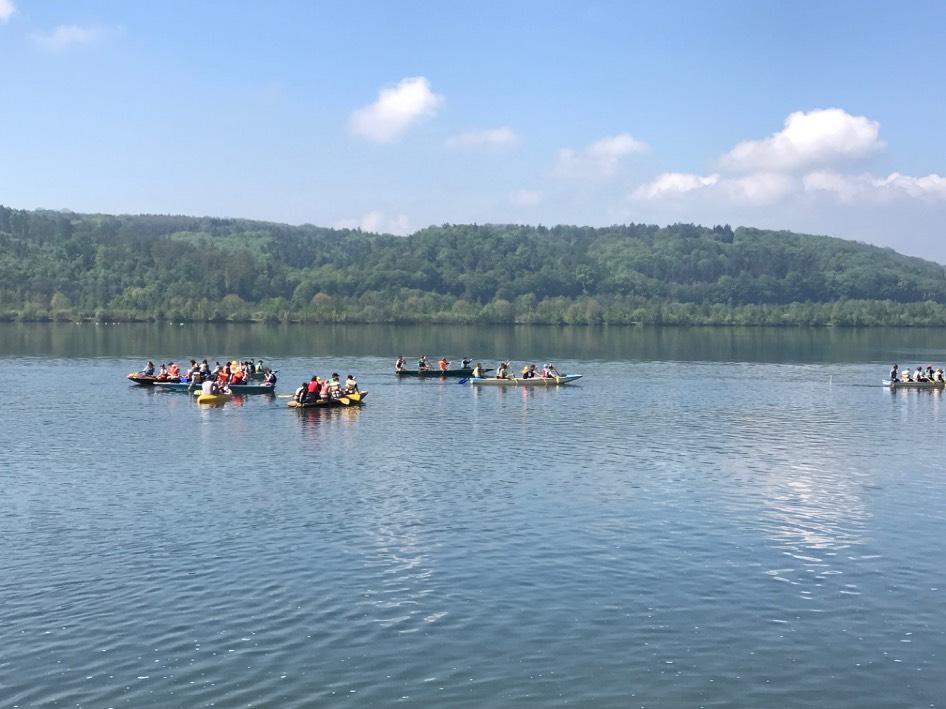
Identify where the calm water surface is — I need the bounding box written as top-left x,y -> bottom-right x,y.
2,324 -> 945,707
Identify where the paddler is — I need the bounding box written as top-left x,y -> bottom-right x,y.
462,357 -> 472,369
395,356 -> 405,373
344,374 -> 359,392
438,357 -> 450,372
521,364 -> 536,379
418,355 -> 431,371
167,362 -> 181,379
140,360 -> 155,376
158,363 -> 169,380
496,361 -> 510,379
293,382 -> 307,403
306,376 -> 321,402
263,369 -> 277,386
328,372 -> 341,397
472,363 -> 485,378
889,364 -> 899,382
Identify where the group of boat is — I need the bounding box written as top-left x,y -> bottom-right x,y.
128,353 -> 583,408
395,356 -> 583,386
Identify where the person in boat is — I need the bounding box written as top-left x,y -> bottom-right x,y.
889,364 -> 899,382
521,364 -> 537,379
915,366 -> 927,382
293,382 -> 307,403
439,357 -> 450,372
140,360 -> 156,376
256,359 -> 264,373
327,373 -> 341,397
344,374 -> 358,392
167,362 -> 181,379
263,369 -> 277,386
471,362 -> 485,378
395,356 -> 405,373
418,355 -> 431,371
496,361 -> 510,379
927,365 -> 935,381
462,357 -> 472,369
200,360 -> 210,376
901,368 -> 911,382
201,379 -> 214,396
547,363 -> 561,378
305,376 -> 321,403
157,363 -> 169,380
229,367 -> 246,386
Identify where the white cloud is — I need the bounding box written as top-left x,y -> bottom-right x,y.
632,172 -> 720,200
633,171 -> 795,205
554,132 -> 648,178
29,24 -> 113,51
721,108 -> 883,172
722,172 -> 796,204
446,126 -> 519,149
805,170 -> 946,201
0,0 -> 15,23
507,189 -> 543,207
334,211 -> 412,235
349,76 -> 444,143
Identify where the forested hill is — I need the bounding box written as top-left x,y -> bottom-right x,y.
2,204 -> 946,325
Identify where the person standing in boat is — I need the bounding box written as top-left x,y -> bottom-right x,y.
438,357 -> 450,372
395,356 -> 405,373
890,364 -> 899,382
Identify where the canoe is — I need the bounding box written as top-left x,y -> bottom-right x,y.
470,374 -> 583,386
288,391 -> 368,408
156,380 -> 276,394
883,379 -> 946,388
396,368 -> 491,378
127,373 -> 163,386
197,392 -> 232,405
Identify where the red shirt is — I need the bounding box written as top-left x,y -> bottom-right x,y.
307,381 -> 320,394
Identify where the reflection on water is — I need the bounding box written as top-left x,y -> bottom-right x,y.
2,333 -> 946,707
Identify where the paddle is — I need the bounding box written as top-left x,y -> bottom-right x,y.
458,377 -> 469,385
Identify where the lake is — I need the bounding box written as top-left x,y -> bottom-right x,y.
2,323 -> 945,707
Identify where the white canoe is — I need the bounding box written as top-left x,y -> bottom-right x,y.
883,379 -> 945,388
470,374 -> 582,386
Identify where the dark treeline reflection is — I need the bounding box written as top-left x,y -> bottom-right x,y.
4,323 -> 946,364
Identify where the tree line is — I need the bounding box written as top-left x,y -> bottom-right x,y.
2,205 -> 946,326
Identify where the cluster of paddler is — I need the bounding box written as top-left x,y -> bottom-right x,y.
127,358 -> 279,404
288,374 -> 365,408
885,364 -> 946,388
394,355 -> 582,385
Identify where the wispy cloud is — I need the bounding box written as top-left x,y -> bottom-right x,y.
349,76 -> 444,143
29,24 -> 116,51
334,211 -> 412,235
633,171 -> 795,205
0,0 -> 15,24
721,108 -> 883,173
632,172 -> 720,200
804,171 -> 946,202
507,189 -> 543,207
447,126 -> 519,149
554,133 -> 648,179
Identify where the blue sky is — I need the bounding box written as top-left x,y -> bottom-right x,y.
2,1 -> 945,258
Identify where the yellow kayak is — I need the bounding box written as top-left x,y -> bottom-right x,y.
196,392 -> 232,405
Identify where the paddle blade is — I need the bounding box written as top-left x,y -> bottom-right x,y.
458,377 -> 469,385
